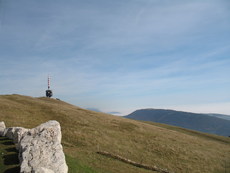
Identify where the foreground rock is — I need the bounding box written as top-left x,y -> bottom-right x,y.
0,120 -> 68,173
4,127 -> 22,140
14,127 -> 29,150
2,127 -> 28,150
19,120 -> 68,173
0,121 -> 6,136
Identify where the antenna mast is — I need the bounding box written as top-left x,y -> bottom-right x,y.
46,75 -> 53,98
48,75 -> 50,89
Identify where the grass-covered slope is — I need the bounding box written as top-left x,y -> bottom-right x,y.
0,94 -> 230,173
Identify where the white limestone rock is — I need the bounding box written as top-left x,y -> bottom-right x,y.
1,126 -> 28,150
34,167 -> 55,173
19,120 -> 68,173
4,127 -> 17,139
0,121 -> 6,136
14,127 -> 29,150
3,127 -> 27,140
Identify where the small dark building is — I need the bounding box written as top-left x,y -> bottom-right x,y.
46,89 -> 53,98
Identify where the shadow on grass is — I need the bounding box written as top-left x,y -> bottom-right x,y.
2,141 -> 15,146
0,136 -> 20,173
4,166 -> 20,173
3,153 -> 19,165
0,137 -> 9,141
5,147 -> 18,153
0,137 -> 15,146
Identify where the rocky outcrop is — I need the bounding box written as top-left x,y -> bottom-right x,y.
14,127 -> 29,150
3,127 -> 15,139
0,121 -> 6,136
2,127 -> 29,149
35,167 -> 55,173
0,121 -> 68,173
19,121 -> 68,173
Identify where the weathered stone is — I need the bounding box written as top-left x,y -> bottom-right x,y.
3,127 -> 26,141
4,127 -> 16,139
34,167 -> 55,173
0,121 -> 6,136
19,120 -> 68,173
14,127 -> 29,150
1,126 -> 28,150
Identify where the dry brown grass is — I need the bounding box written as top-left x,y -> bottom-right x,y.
0,94 -> 230,173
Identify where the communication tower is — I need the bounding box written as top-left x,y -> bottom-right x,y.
46,76 -> 53,98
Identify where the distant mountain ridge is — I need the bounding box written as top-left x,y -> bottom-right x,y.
125,109 -> 230,136
207,113 -> 230,121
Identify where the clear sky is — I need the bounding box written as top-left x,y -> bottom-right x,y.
0,0 -> 230,115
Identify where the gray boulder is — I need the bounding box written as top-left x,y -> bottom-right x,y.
4,127 -> 16,139
1,126 -> 28,150
19,120 -> 68,173
0,121 -> 6,136
34,167 -> 55,173
14,127 -> 29,150
4,127 -> 27,140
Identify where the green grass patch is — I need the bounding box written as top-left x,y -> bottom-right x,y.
66,155 -> 98,173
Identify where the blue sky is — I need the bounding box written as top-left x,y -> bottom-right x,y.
0,0 -> 230,115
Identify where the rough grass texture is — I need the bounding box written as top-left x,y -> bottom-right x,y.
0,94 -> 230,173
96,151 -> 172,173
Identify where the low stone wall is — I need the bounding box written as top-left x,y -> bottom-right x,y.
0,120 -> 68,173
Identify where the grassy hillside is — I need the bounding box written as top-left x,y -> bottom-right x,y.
0,94 -> 230,173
